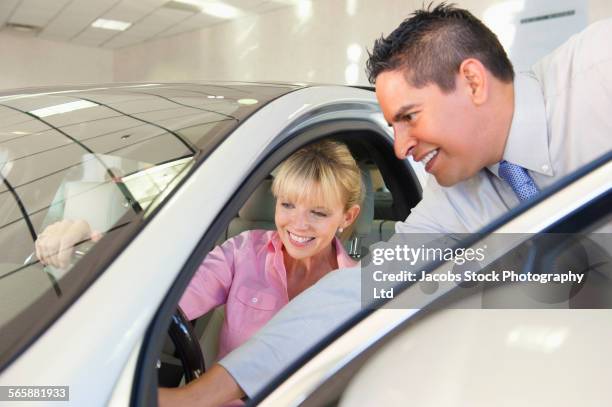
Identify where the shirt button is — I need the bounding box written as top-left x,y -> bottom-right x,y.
541,164 -> 549,172
251,297 -> 258,303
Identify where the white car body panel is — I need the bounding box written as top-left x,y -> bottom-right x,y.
341,309 -> 612,407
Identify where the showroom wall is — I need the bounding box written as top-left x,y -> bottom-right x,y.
114,0 -> 483,85
0,0 -> 610,90
0,30 -> 113,91
114,0 -> 610,85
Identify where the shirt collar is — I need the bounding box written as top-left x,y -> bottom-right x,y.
268,230 -> 283,252
488,72 -> 553,178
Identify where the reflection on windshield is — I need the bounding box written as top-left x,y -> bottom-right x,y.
0,82 -> 300,370
0,149 -> 195,325
0,87 -> 223,327
123,156 -> 194,213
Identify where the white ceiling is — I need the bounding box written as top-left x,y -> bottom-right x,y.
0,0 -> 296,49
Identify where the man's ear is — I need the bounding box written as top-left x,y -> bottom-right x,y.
458,58 -> 488,105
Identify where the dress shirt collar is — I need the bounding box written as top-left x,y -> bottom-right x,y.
488,72 -> 553,178
268,230 -> 282,253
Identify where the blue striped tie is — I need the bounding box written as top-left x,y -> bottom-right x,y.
498,160 -> 540,202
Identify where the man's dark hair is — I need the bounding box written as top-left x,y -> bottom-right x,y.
365,3 -> 514,91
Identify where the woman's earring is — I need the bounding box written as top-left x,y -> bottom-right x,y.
338,227 -> 344,234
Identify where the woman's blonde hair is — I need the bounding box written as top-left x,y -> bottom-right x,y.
272,140 -> 363,237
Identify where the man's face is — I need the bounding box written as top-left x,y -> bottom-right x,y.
375,69 -> 489,187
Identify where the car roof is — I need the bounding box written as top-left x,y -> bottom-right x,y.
0,81 -> 305,97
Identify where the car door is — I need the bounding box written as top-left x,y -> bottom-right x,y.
133,85 -> 425,406
255,152 -> 612,406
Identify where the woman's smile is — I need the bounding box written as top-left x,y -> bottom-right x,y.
287,231 -> 315,246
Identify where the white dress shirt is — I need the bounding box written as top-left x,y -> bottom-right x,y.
399,18 -> 612,234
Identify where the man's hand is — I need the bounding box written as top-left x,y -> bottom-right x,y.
35,219 -> 102,269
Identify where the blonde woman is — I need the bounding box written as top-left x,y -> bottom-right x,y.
178,140 -> 363,359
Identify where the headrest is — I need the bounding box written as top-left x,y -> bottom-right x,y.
238,179 -> 276,222
352,164 -> 375,237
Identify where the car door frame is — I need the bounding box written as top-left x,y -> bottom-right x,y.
131,86 -> 423,406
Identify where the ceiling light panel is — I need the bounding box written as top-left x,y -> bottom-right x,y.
202,2 -> 242,19
29,100 -> 98,118
41,0 -> 118,40
164,0 -> 202,13
92,18 -> 132,31
172,0 -> 243,19
3,96 -> 75,112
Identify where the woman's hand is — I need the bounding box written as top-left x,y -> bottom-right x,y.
35,219 -> 102,269
158,364 -> 245,407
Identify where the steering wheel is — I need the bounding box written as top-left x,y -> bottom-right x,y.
167,307 -> 206,383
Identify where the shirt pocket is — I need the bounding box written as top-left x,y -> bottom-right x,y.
235,286 -> 278,311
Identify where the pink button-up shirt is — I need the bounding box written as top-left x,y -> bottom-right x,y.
179,229 -> 356,360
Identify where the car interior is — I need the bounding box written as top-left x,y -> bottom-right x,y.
157,134 -> 422,388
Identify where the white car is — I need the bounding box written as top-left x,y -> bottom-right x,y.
0,82 -> 423,405
0,81 -> 609,407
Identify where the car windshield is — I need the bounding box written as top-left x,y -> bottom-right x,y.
0,83 -> 298,368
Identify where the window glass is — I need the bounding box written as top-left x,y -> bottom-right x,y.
0,82 -> 297,368
0,138 -> 194,325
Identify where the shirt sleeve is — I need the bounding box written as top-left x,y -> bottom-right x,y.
218,266 -> 361,397
179,234 -> 243,320
396,180 -> 463,234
